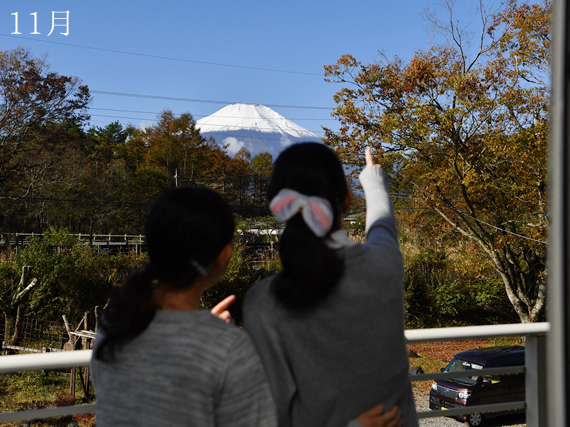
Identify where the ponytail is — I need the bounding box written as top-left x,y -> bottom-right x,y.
95,262 -> 157,361
274,215 -> 343,309
268,142 -> 348,310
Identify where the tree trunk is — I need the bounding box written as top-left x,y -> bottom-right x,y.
0,312 -> 9,352
494,255 -> 546,323
10,303 -> 26,346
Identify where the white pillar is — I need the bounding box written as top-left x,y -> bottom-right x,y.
525,334 -> 547,426
547,1 -> 570,425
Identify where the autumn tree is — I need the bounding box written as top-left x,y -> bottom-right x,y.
0,48 -> 91,232
0,48 -> 90,201
251,152 -> 273,207
224,147 -> 254,213
324,0 -> 549,322
87,121 -> 128,171
57,122 -> 133,234
138,110 -> 211,187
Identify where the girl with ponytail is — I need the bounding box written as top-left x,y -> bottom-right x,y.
244,143 -> 417,427
91,187 -> 277,427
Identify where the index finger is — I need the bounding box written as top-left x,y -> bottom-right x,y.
365,146 -> 374,167
210,295 -> 236,316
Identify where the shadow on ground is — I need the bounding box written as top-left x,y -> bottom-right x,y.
472,413 -> 525,426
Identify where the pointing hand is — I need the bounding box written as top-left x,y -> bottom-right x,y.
365,146 -> 382,169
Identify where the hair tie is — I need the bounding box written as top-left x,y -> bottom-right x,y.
141,261 -> 159,279
190,259 -> 207,276
270,189 -> 333,237
141,261 -> 161,290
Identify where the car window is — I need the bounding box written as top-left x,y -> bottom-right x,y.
445,357 -> 483,385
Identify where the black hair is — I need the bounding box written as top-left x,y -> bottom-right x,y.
95,187 -> 235,361
267,142 -> 348,309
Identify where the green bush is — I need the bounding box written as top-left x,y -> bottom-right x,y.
201,244 -> 281,325
5,227 -> 143,324
1,226 -> 284,326
403,246 -> 517,328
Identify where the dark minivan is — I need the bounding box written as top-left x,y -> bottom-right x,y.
429,345 -> 525,427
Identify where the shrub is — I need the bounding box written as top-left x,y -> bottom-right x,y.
201,244 -> 281,325
403,246 -> 517,328
7,227 -> 143,324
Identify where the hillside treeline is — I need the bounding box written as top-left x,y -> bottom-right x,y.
1,48 -> 273,235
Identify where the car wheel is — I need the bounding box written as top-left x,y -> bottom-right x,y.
467,412 -> 484,426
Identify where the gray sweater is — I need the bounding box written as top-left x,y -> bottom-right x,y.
243,166 -> 418,427
91,310 -> 278,426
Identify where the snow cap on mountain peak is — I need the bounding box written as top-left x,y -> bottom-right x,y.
196,103 -> 322,158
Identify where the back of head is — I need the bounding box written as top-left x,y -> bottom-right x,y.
268,142 -> 348,309
268,142 -> 348,213
96,187 -> 234,360
146,187 -> 235,287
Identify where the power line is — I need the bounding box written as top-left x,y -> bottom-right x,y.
89,115 -> 325,141
393,170 -> 548,245
0,33 -> 323,76
90,90 -> 333,110
89,107 -> 335,121
456,210 -> 548,245
89,113 -> 158,123
89,113 -> 325,134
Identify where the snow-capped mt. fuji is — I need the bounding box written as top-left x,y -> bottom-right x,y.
196,103 -> 322,158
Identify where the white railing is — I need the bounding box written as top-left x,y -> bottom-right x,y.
0,233 -> 147,255
1,232 -> 145,242
0,323 -> 550,425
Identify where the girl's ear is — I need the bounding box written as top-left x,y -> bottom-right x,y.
342,189 -> 353,213
216,243 -> 233,268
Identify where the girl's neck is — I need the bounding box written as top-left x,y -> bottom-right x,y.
153,280 -> 206,311
152,244 -> 233,311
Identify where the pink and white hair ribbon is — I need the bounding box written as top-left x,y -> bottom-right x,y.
269,189 -> 334,237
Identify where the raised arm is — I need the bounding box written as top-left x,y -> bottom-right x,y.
358,147 -> 398,247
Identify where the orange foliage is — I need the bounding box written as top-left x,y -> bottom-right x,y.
324,1 -> 549,323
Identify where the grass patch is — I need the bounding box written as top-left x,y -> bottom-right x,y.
0,370 -> 95,426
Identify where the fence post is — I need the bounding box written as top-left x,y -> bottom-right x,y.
70,366 -> 76,397
62,315 -> 76,398
526,334 -> 547,426
81,312 -> 90,398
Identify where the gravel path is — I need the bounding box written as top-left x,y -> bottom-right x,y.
413,390 -> 526,426
414,390 -> 465,426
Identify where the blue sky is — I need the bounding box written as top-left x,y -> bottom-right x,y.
1,0 -> 488,138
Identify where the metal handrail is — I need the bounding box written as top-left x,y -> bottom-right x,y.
0,323 -> 547,373
0,349 -> 92,373
0,404 -> 96,424
0,322 -> 550,424
419,401 -> 526,419
405,322 -> 550,342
